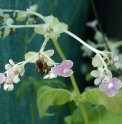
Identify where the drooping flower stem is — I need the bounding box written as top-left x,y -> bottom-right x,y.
40,38 -> 49,52
53,40 -> 89,124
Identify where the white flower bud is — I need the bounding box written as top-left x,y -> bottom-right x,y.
5,77 -> 13,84
6,18 -> 14,24
90,70 -> 99,77
13,74 -> 20,83
9,59 -> 15,65
3,83 -> 14,91
94,78 -> 101,85
5,64 -> 12,70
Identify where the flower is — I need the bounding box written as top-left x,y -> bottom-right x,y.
99,76 -> 122,97
91,67 -> 105,85
51,60 -> 73,77
24,49 -> 55,66
110,54 -> 120,69
91,67 -> 112,85
0,73 -> 5,84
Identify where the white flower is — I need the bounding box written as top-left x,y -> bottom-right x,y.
91,67 -> 112,85
110,54 -> 120,69
91,67 -> 105,85
24,49 -> 55,66
3,83 -> 14,91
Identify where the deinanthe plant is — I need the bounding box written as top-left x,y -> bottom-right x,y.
0,4 -> 122,124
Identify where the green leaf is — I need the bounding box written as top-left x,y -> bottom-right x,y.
82,88 -> 122,115
64,116 -> 72,124
37,85 -> 73,117
65,103 -> 122,124
16,81 -> 31,98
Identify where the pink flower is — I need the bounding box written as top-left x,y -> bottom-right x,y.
51,60 -> 73,77
0,73 -> 5,84
99,76 -> 122,97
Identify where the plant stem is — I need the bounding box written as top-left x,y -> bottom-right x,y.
53,40 -> 89,124
30,88 -> 35,124
40,38 -> 49,52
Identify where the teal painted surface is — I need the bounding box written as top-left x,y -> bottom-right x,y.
0,0 -> 89,123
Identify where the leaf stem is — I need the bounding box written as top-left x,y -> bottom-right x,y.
53,40 -> 89,124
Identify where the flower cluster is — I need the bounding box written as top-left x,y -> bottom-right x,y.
0,48 -> 74,91
0,59 -> 25,91
91,52 -> 122,96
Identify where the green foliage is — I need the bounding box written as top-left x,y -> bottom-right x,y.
82,88 -> 122,115
16,81 -> 31,98
36,85 -> 73,118
16,77 -> 67,98
64,103 -> 122,124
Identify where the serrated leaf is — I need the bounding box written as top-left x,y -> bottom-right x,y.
16,81 -> 31,98
37,85 -> 73,117
82,88 -> 122,115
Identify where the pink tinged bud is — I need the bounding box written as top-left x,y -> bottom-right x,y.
5,77 -> 13,84
3,83 -> 14,91
0,73 -> 5,84
52,60 -> 74,77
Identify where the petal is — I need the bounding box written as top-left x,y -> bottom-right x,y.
94,78 -> 101,85
5,64 -> 12,70
13,74 -> 20,83
3,83 -> 14,91
106,70 -> 112,77
61,69 -> 73,77
51,65 -> 63,75
113,55 -> 119,61
0,73 -> 5,84
60,60 -> 73,69
106,89 -> 118,97
99,81 -> 109,91
25,51 -> 38,63
104,76 -> 113,83
44,49 -> 54,57
112,78 -> 122,89
90,70 -> 99,78
9,59 -> 15,65
17,65 -> 25,76
114,62 -> 120,69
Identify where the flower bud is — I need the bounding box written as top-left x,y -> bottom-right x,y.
3,83 -> 14,91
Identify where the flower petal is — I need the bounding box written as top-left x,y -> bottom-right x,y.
0,73 -> 5,84
112,78 -> 122,89
3,83 -> 14,91
61,69 -> 73,77
99,81 -> 109,91
106,89 -> 118,97
60,60 -> 73,68
94,78 -> 101,85
51,65 -> 63,75
5,64 -> 12,70
90,70 -> 99,78
25,51 -> 38,63
13,74 -> 20,83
